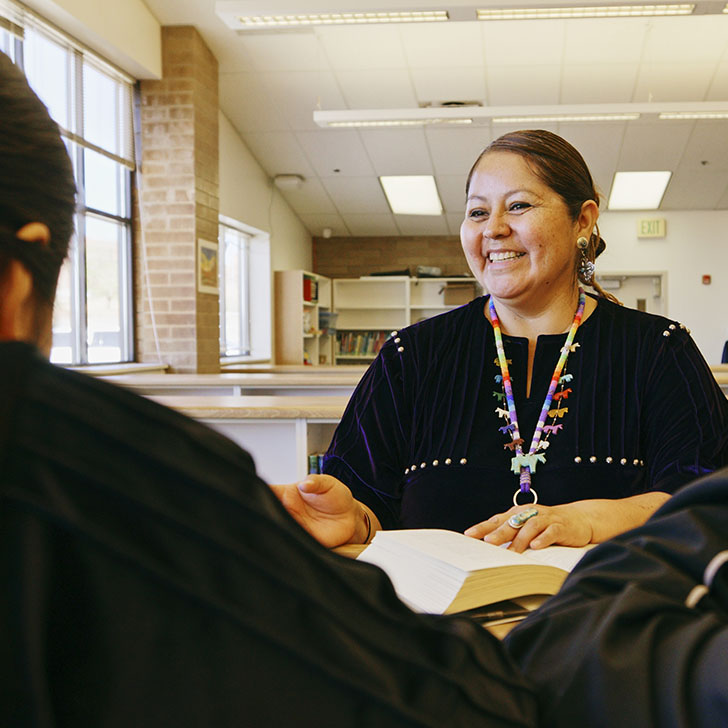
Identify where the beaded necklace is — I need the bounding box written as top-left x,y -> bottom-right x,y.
488,289 -> 586,506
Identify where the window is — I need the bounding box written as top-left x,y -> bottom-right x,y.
219,217 -> 271,361
1,2 -> 134,364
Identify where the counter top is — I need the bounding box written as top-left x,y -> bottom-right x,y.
151,395 -> 350,420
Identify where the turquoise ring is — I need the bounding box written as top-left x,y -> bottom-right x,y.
507,507 -> 539,529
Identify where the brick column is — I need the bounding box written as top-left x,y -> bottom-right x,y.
135,26 -> 220,373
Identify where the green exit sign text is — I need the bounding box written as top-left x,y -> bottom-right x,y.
637,218 -> 666,238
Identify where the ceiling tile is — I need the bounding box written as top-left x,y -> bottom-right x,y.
263,71 -> 347,131
633,63 -> 714,102
678,121 -> 728,171
342,213 -> 400,236
487,65 -> 561,106
219,72 -> 289,133
275,177 -> 338,215
435,174 -> 468,215
297,213 -> 350,237
241,131 -> 316,178
410,66 -> 486,106
321,176 -> 390,214
425,125 -> 493,176
706,63 -> 728,102
335,69 -> 417,108
562,17 -> 648,64
661,166 -> 728,209
394,214 -> 450,236
616,121 -> 694,171
295,130 -> 375,177
641,16 -> 728,64
317,25 -> 407,70
238,31 -> 330,72
482,19 -> 565,66
359,128 -> 432,175
401,21 -> 484,68
560,64 -> 638,104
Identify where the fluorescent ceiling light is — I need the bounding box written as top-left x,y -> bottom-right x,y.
327,118 -> 473,128
658,111 -> 728,120
234,11 -> 448,28
608,171 -> 671,210
494,113 -> 640,123
380,176 -> 443,216
315,102 -> 728,128
477,4 -> 694,20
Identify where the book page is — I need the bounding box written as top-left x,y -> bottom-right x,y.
363,529 -> 547,572
521,544 -> 594,572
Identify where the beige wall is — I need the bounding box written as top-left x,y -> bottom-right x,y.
219,113 -> 312,273
23,0 -> 161,78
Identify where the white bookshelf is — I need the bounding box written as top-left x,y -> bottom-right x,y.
274,270 -> 334,366
332,276 -> 482,364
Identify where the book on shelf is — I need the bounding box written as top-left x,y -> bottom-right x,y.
356,528 -> 592,615
335,330 -> 389,357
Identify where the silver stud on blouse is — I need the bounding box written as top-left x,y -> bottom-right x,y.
460,458 -> 467,465
589,456 -> 597,463
391,331 -> 398,337
445,458 -> 452,465
606,456 -> 613,464
640,460 -> 645,466
620,458 -> 627,465
432,460 -> 439,466
633,459 -> 639,466
574,456 -> 582,463
394,337 -> 401,343
662,330 -> 670,337
397,346 -> 404,353
420,462 -> 426,469
411,464 -> 417,471
404,468 -> 409,475
669,324 -> 676,330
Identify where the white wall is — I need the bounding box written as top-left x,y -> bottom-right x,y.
598,210 -> 728,364
219,113 -> 312,273
23,0 -> 161,78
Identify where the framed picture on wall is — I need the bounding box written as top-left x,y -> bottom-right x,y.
197,238 -> 219,295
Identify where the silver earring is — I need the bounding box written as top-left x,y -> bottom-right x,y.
576,236 -> 595,284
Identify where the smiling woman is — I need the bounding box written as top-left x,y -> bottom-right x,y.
274,129 -> 728,555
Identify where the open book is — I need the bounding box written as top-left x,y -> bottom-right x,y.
357,528 -> 592,615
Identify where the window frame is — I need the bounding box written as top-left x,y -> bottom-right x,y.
1,1 -> 135,365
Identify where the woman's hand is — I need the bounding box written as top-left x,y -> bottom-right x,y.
464,503 -> 593,553
464,492 -> 671,553
269,475 -> 372,548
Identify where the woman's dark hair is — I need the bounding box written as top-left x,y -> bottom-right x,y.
466,129 -> 618,302
0,51 -> 76,305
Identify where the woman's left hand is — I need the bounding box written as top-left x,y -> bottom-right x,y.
464,492 -> 671,552
464,503 -> 593,553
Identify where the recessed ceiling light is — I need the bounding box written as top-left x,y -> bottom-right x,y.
477,4 -> 694,20
608,171 -> 672,210
493,113 -> 640,123
235,11 -> 448,28
380,176 -> 443,216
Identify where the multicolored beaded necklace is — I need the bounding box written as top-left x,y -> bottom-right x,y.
488,289 -> 586,506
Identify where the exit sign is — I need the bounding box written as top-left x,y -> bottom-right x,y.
637,218 -> 666,238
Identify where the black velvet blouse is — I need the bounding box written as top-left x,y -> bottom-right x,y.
323,294 -> 728,533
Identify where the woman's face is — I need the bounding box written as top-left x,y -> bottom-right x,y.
460,151 -> 594,309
